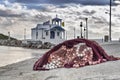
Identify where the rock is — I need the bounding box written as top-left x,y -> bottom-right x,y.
40,42 -> 55,49
0,39 -> 55,49
37,44 -> 42,49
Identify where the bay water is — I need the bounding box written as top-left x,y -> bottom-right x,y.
0,46 -> 48,67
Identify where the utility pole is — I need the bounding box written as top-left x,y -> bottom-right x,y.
85,18 -> 88,39
80,22 -> 83,38
84,26 -> 86,39
109,0 -> 112,41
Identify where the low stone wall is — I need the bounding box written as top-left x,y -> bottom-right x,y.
0,40 -> 55,49
0,40 -> 22,47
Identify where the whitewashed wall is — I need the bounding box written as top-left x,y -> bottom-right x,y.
31,29 -> 65,44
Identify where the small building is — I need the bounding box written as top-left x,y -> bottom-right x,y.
31,16 -> 66,44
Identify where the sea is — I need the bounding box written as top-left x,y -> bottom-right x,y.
0,46 -> 49,67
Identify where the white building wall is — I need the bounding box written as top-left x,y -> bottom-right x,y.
55,30 -> 61,39
45,31 -> 50,40
37,29 -> 42,40
31,28 -> 65,44
42,30 -> 65,44
32,29 -> 43,41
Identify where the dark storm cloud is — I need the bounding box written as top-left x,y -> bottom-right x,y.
22,4 -> 47,10
0,10 -> 22,17
14,0 -> 112,5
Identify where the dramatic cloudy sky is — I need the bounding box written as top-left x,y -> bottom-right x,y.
0,0 -> 120,40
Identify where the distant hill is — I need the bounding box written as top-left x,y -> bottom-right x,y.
0,33 -> 17,40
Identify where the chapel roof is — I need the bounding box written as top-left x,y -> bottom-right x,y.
50,26 -> 65,31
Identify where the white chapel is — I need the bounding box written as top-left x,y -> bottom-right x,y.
31,16 -> 66,44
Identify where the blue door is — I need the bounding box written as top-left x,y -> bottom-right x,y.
50,31 -> 55,39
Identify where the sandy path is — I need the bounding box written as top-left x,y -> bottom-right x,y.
0,42 -> 120,80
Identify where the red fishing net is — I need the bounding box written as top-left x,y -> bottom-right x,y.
33,39 -> 119,71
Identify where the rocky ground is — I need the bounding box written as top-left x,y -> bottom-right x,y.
0,40 -> 54,49
0,42 -> 120,80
